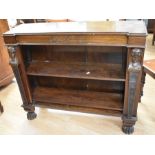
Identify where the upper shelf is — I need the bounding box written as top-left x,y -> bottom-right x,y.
4,21 -> 147,36
27,61 -> 125,81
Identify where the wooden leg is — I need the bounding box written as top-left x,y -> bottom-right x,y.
8,46 -> 37,120
122,68 -> 138,134
22,101 -> 37,120
152,34 -> 155,45
0,101 -> 4,113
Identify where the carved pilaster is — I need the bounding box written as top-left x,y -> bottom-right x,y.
7,46 -> 28,105
122,48 -> 143,134
7,46 -> 37,120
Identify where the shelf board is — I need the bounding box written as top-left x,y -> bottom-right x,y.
33,87 -> 123,112
27,61 -> 125,81
36,102 -> 122,117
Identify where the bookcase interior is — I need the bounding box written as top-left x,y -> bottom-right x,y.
20,45 -> 127,115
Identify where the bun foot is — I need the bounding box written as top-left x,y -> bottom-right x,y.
27,112 -> 37,120
122,126 -> 134,134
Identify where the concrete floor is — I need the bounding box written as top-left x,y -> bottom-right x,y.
0,34 -> 155,135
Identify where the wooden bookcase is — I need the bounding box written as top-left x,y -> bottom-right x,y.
3,21 -> 147,134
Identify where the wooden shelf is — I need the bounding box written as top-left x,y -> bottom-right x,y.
27,61 -> 125,81
33,87 -> 123,112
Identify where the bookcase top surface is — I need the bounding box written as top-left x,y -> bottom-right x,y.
4,21 -> 147,36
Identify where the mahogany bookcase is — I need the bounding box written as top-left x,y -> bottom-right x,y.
3,21 -> 147,134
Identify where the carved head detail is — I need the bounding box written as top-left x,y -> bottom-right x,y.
8,46 -> 16,60
7,46 -> 18,65
131,48 -> 142,64
128,48 -> 143,71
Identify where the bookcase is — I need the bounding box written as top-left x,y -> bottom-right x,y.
3,21 -> 147,134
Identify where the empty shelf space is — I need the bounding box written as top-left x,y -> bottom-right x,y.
27,61 -> 125,81
33,87 -> 123,111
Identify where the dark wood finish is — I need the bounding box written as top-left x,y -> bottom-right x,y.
0,101 -> 4,113
140,68 -> 146,102
152,25 -> 155,45
123,48 -> 144,134
3,21 -> 147,134
16,19 -> 73,26
0,20 -> 14,87
33,77 -> 124,93
149,19 -> 155,45
16,19 -> 37,25
147,19 -> 155,33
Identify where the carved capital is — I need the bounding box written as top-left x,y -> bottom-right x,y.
128,48 -> 143,71
7,46 -> 18,66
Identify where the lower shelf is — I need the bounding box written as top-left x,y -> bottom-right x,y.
33,87 -> 123,116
